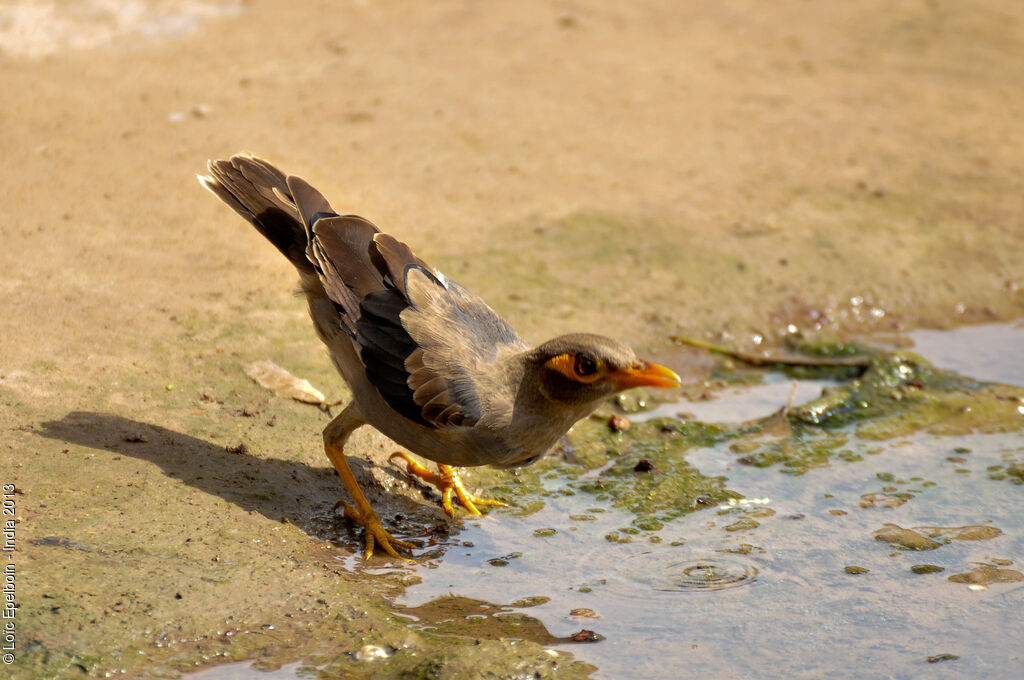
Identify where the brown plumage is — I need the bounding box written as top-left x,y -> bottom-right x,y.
199,153 -> 681,558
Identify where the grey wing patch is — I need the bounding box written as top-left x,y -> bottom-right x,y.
355,264 -> 498,430
355,279 -> 480,429
400,266 -> 526,428
406,348 -> 477,427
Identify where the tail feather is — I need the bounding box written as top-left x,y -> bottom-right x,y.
198,153 -> 315,273
286,175 -> 336,231
200,153 -> 421,341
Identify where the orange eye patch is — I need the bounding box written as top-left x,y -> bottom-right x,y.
544,353 -> 604,384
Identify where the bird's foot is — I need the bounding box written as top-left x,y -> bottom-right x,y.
334,499 -> 416,560
389,452 -> 508,518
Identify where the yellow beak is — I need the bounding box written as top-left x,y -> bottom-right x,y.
609,360 -> 681,390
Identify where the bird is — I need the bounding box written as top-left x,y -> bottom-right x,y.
198,153 -> 681,558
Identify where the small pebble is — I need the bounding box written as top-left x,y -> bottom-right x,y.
608,414 -> 631,432
355,644 -> 390,662
569,608 -> 599,618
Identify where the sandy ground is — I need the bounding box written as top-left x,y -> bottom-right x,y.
2,0 -> 1023,676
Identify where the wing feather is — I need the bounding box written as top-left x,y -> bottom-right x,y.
292,196 -> 524,430
398,267 -> 526,428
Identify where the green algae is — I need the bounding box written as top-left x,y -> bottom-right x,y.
730,429 -> 851,474
917,525 -> 1003,542
910,564 -> 945,575
483,416 -> 739,542
791,348 -> 1024,442
947,564 -> 1024,585
792,351 -> 971,427
724,518 -> 760,532
874,524 -> 943,550
996,451 -> 1024,486
873,523 -> 1003,552
727,345 -> 1023,474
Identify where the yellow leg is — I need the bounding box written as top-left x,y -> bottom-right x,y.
324,407 -> 414,560
389,452 -> 508,517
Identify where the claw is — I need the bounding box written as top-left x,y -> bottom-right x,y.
390,451 -> 508,517
337,499 -> 415,560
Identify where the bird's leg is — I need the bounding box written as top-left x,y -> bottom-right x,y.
389,452 -> 508,517
324,406 -> 415,559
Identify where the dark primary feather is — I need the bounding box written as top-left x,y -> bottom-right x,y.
286,175 -> 336,230
310,215 -> 382,332
356,289 -> 429,426
373,234 -> 431,296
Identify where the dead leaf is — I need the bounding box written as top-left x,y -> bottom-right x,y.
245,360 -> 326,404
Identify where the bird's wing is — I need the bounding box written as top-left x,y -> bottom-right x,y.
305,213 -> 524,430
398,263 -> 526,429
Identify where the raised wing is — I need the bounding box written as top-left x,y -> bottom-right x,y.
307,216 -> 524,429
397,265 -> 525,428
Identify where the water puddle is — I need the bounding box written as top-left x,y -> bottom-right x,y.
185,661 -> 305,680
181,322 -> 1024,679
395,434 -> 1022,679
615,551 -> 759,591
636,374 -> 837,423
393,322 -> 1024,679
908,321 -> 1024,386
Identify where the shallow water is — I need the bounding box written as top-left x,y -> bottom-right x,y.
908,321 -> 1024,387
183,322 -> 1024,679
392,322 -> 1024,679
635,374 -> 838,423
395,430 -> 1022,679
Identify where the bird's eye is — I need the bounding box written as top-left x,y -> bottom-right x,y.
543,353 -> 603,384
574,355 -> 598,377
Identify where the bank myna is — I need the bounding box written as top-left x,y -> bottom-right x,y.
199,154 -> 680,558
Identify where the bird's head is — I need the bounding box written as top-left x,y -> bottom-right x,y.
527,333 -> 681,408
